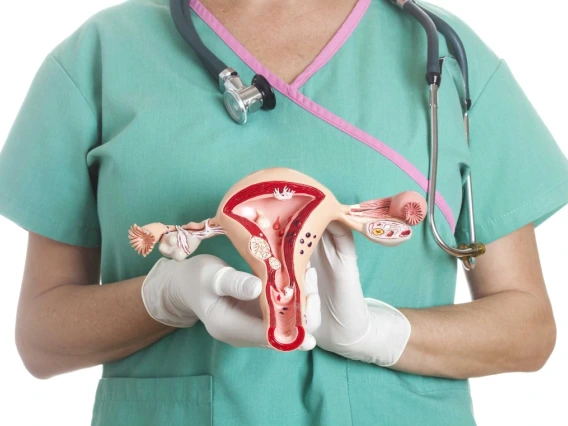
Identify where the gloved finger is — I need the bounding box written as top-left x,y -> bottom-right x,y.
313,236 -> 368,321
213,267 -> 262,300
305,294 -> 321,335
326,221 -> 357,259
205,298 -> 272,349
304,268 -> 321,334
299,333 -> 316,351
227,316 -> 273,350
304,267 -> 318,294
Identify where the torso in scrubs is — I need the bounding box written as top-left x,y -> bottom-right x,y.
1,0 -> 567,425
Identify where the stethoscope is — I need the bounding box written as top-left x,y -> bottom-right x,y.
170,0 -> 486,270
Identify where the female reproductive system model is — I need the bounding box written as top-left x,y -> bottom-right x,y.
129,168 -> 427,352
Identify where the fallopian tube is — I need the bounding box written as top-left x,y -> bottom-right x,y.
129,168 -> 427,351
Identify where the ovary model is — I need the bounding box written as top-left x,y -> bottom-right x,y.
129,168 -> 427,351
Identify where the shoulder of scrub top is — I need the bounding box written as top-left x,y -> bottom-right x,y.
46,0 -> 170,116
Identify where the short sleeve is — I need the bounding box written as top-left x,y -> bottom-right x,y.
0,54 -> 101,247
454,60 -> 568,245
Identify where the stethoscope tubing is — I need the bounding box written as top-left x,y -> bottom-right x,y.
170,0 -> 226,78
428,85 -> 483,270
169,0 -> 486,269
418,4 -> 471,106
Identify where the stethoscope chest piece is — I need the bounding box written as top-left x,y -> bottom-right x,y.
169,0 -> 276,125
220,69 -> 276,124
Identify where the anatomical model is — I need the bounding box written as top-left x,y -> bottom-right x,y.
129,168 -> 427,351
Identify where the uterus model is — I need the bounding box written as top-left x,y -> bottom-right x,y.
129,168 -> 427,351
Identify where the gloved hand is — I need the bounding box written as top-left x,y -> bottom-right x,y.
308,221 -> 411,366
142,254 -> 318,350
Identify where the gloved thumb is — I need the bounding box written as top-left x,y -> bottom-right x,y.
326,221 -> 357,259
214,266 -> 262,300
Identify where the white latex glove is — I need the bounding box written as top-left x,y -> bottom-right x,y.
308,221 -> 411,366
142,254 -> 318,350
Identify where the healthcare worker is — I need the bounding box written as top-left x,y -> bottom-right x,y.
1,0 -> 567,425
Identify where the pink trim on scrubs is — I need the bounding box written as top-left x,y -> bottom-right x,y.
289,0 -> 371,89
188,0 -> 457,232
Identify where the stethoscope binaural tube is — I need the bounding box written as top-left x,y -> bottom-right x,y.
170,0 -> 276,124
418,5 -> 482,269
389,0 -> 485,270
417,4 -> 470,107
416,4 -> 481,269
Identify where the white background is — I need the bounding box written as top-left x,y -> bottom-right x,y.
0,1 -> 566,425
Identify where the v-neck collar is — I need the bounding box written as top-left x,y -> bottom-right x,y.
186,0 -> 457,232
188,0 -> 372,90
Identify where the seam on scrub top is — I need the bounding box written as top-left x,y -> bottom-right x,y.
346,361 -> 355,426
441,56 -> 466,107
456,178 -> 568,233
48,54 -> 99,122
349,379 -> 471,395
0,192 -> 101,232
188,0 -> 457,233
96,398 -> 211,404
467,59 -> 505,113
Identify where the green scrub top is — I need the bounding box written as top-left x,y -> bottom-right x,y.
1,0 -> 567,424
